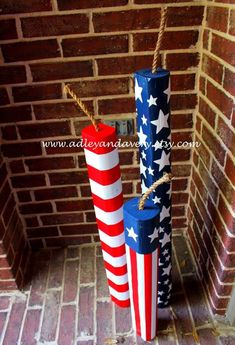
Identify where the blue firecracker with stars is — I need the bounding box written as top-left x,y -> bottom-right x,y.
134,68 -> 172,308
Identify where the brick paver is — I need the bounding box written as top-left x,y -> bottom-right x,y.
0,234 -> 234,344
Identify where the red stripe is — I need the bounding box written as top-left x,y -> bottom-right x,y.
82,123 -> 117,154
87,163 -> 121,186
108,279 -> 129,293
101,242 -> 126,257
93,192 -> 123,212
111,296 -> 130,308
104,261 -> 127,276
130,248 -> 141,336
144,253 -> 152,341
96,219 -> 124,236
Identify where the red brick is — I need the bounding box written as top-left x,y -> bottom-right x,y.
41,213 -> 83,225
22,14 -> 89,38
2,142 -> 42,158
0,88 -> 9,106
199,97 -> 216,129
0,0 -> 52,14
97,55 -> 153,76
223,68 -> 235,97
29,238 -> 44,250
34,100 -> 94,120
203,29 -> 209,50
26,157 -> 75,171
58,0 -> 128,10
0,65 -> 26,85
115,304 -> 132,334
2,195 -> 15,226
62,35 -> 128,57
133,30 -> 199,51
0,105 -> 31,124
200,76 -> 206,95
80,247 -> 95,284
207,81 -> 234,119
93,8 -> 161,32
20,309 -> 41,345
202,54 -> 223,84
56,200 -> 93,212
135,0 -> 191,2
2,39 -> 60,63
27,226 -> 58,238
11,174 -> 46,188
167,6 -> 204,27
0,182 -> 11,214
172,179 -> 188,192
63,260 -> 79,303
2,298 -> 26,345
1,125 -> 18,140
35,186 -> 77,201
195,137 -> 211,170
98,97 -> 135,115
229,9 -> 235,35
202,125 -> 225,165
172,148 -> 191,162
211,34 -> 235,66
225,154 -> 235,185
44,139 -> 83,155
96,301 -> 112,344
172,192 -> 189,205
19,121 -> 71,139
218,195 -> 234,235
77,286 -> 94,337
0,19 -> 17,40
207,6 -> 229,32
96,256 -> 109,298
166,53 -> 199,71
45,236 -> 91,247
171,74 -> 195,91
172,163 -> 191,177
17,191 -> 31,202
25,217 -> 39,228
13,83 -> 62,103
40,290 -> 61,342
19,202 -> 53,215
172,113 -> 193,130
49,171 -> 88,186
47,249 -> 64,288
172,217 -> 187,229
58,305 -> 76,345
217,117 -> 235,156
192,169 -> 207,201
30,60 -> 93,82
171,94 -> 197,111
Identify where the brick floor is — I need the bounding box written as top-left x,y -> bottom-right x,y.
0,234 -> 234,345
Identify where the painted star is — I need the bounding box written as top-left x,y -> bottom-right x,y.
141,179 -> 148,194
159,226 -> 165,233
126,227 -> 138,242
151,110 -> 169,134
140,158 -> 147,178
152,140 -> 161,151
148,227 -> 158,243
147,95 -> 157,107
160,206 -> 171,222
165,255 -> 170,261
135,79 -> 143,103
152,196 -> 161,204
163,249 -> 169,256
141,114 -> 147,125
164,81 -> 171,103
166,184 -> 171,197
141,151 -> 147,160
148,166 -> 154,176
154,151 -> 170,171
159,261 -> 164,266
164,279 -> 170,284
163,264 -> 172,276
160,232 -> 171,247
158,291 -> 164,296
137,126 -> 147,148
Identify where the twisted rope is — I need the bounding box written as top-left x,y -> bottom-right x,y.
138,173 -> 173,210
64,84 -> 99,132
152,7 -> 168,73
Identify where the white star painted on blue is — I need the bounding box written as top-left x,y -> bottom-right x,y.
140,158 -> 147,178
163,249 -> 169,256
137,126 -> 147,148
148,227 -> 158,243
141,151 -> 146,160
147,95 -> 157,107
152,140 -> 162,151
141,179 -> 148,194
163,264 -> 171,276
154,151 -> 170,171
151,110 -> 169,134
158,290 -> 164,296
126,227 -> 138,242
160,206 -> 171,222
164,81 -> 171,103
165,255 -> 170,261
152,196 -> 161,204
166,184 -> 171,197
160,232 -> 171,247
159,226 -> 165,233
148,166 -> 154,176
141,114 -> 147,125
135,79 -> 143,103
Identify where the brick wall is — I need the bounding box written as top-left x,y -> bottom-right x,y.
0,1 -> 202,250
188,1 -> 235,316
0,152 -> 30,289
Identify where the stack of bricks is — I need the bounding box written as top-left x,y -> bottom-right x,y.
0,0 -> 202,251
188,1 -> 235,315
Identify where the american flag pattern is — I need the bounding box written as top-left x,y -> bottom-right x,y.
82,123 -> 130,308
124,197 -> 160,341
134,68 -> 172,308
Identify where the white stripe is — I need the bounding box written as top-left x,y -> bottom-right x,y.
84,148 -> 119,171
98,229 -> 125,248
94,205 -> 123,225
137,253 -> 146,340
89,178 -> 122,200
151,248 -> 158,339
109,286 -> 130,301
102,250 -> 126,267
125,245 -> 136,332
106,270 -> 129,285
